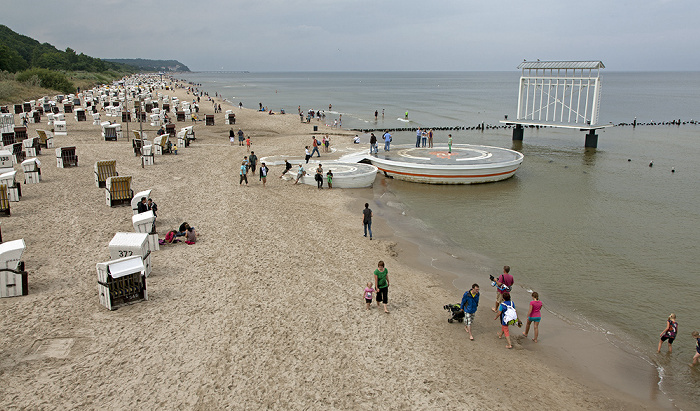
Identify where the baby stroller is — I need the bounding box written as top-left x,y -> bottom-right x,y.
444,303 -> 465,323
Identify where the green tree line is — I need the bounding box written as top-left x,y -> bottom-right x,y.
0,24 -> 132,73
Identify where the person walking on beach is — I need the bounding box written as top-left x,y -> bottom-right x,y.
248,151 -> 257,173
494,292 -> 518,349
369,133 -> 378,154
239,161 -> 248,185
311,137 -> 321,157
246,136 -> 251,152
280,160 -> 292,178
294,164 -> 305,184
314,164 -> 324,189
364,282 -> 375,310
460,284 -> 480,341
428,129 -> 434,148
259,162 -> 269,187
383,131 -> 392,151
374,261 -> 390,313
305,146 -> 311,164
448,134 -> 453,153
658,313 -> 678,353
691,331 -> 700,367
522,292 -> 543,342
229,128 -> 235,146
362,203 -> 373,240
375,110 -> 378,120
492,266 -> 514,312
416,128 -> 422,148
237,129 -> 244,146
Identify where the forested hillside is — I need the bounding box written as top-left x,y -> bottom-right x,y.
103,58 -> 190,72
0,24 -> 133,73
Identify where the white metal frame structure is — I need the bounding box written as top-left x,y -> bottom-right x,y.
516,61 -> 604,126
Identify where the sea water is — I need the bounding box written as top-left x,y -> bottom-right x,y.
179,71 -> 700,407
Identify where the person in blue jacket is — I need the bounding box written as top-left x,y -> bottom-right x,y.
460,284 -> 480,341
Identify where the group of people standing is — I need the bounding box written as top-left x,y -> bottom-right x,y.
238,151 -> 269,187
459,266 -> 542,349
415,128 -> 434,148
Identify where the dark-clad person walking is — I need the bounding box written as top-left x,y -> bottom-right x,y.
362,203 -> 373,240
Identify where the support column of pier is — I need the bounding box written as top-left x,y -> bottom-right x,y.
584,130 -> 598,148
512,124 -> 523,141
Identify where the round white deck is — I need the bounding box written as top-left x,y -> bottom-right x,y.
361,144 -> 523,184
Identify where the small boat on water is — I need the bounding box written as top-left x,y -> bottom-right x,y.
344,144 -> 523,185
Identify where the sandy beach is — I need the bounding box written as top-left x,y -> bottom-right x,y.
0,80 -> 660,409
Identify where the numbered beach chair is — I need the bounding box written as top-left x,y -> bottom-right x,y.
108,232 -> 151,277
94,160 -> 118,188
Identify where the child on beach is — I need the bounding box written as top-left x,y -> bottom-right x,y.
326,170 -> 333,189
364,282 -> 375,310
494,292 -> 519,349
246,137 -> 251,152
658,313 -> 678,353
691,331 -> 700,367
448,134 -> 453,153
522,292 -> 542,342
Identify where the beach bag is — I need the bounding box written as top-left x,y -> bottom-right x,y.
501,302 -> 518,325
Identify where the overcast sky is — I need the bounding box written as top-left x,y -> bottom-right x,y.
2,0 -> 698,71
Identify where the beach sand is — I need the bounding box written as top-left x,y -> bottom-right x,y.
0,83 -> 658,409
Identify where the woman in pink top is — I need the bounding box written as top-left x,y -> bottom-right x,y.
522,292 -> 543,342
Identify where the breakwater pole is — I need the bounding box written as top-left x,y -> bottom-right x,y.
585,130 -> 598,148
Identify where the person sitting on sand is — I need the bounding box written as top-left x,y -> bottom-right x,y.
177,222 -> 191,237
185,226 -> 197,245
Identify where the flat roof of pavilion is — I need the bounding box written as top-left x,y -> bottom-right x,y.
500,120 -> 613,130
518,61 -> 605,70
